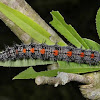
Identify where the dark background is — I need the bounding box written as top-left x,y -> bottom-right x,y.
0,0 -> 100,100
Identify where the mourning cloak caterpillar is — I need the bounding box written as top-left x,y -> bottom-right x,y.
0,43 -> 100,65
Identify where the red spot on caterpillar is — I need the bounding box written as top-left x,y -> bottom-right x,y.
90,53 -> 94,58
67,51 -> 72,57
30,48 -> 35,53
22,49 -> 26,53
16,50 -> 18,54
53,50 -> 58,56
40,49 -> 45,54
80,52 -> 84,57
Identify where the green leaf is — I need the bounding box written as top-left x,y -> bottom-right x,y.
50,11 -> 89,49
96,8 -> 100,39
83,38 -> 100,51
58,60 -> 100,70
13,66 -> 100,79
0,2 -> 54,45
0,59 -> 54,67
13,67 -> 37,79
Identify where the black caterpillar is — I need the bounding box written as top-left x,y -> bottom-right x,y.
0,43 -> 100,65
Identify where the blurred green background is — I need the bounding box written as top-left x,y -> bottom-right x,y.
0,0 -> 100,100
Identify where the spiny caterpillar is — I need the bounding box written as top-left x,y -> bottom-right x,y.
0,43 -> 100,65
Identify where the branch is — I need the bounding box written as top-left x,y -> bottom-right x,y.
35,71 -> 100,99
80,72 -> 100,100
35,72 -> 92,87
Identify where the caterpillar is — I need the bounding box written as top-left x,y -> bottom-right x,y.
0,43 -> 100,65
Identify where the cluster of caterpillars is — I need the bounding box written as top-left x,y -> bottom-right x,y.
0,43 -> 100,65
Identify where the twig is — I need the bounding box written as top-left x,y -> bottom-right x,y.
35,72 -> 93,87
